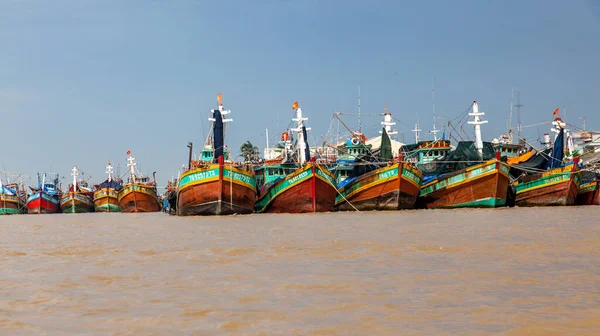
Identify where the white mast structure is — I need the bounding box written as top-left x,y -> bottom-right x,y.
105,161 -> 114,183
468,101 -> 488,157
71,166 -> 78,192
380,106 -> 397,138
292,103 -> 311,164
430,78 -> 440,141
127,154 -> 137,184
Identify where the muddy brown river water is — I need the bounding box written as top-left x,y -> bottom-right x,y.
0,208 -> 598,335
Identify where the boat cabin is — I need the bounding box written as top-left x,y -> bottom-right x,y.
254,163 -> 298,187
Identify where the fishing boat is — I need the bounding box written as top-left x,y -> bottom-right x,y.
93,161 -> 123,212
177,94 -> 256,216
254,102 -> 337,213
417,101 -> 511,208
576,172 -> 599,206
60,166 -> 95,213
118,152 -> 161,213
26,173 -> 62,214
0,173 -> 27,215
513,117 -> 581,206
335,111 -> 423,211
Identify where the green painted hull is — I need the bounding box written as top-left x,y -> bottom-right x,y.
62,205 -> 93,214
94,204 -> 121,213
427,197 -> 506,209
0,208 -> 24,215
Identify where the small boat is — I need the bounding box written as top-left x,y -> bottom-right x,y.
575,172 -> 599,205
417,101 -> 511,208
27,173 -> 62,214
335,111 -> 423,211
255,102 -> 337,213
0,173 -> 26,215
118,152 -> 161,213
177,94 -> 256,216
513,118 -> 581,206
60,166 -> 95,213
93,161 -> 123,212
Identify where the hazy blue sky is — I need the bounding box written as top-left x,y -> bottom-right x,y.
1,0 -> 599,188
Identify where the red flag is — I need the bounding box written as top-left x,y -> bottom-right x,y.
126,150 -> 131,155
552,107 -> 559,115
292,101 -> 299,109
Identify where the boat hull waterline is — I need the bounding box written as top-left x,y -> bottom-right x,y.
118,184 -> 161,213
177,161 -> 256,216
93,188 -> 121,212
514,163 -> 580,207
335,163 -> 423,211
60,192 -> 95,213
255,164 -> 337,214
418,159 -> 511,209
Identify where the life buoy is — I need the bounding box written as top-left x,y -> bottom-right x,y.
351,138 -> 360,145
281,132 -> 289,141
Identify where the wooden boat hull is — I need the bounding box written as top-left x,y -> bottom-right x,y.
418,159 -> 510,209
0,194 -> 25,215
26,192 -> 60,214
335,163 -> 423,211
256,164 -> 337,213
118,184 -> 161,213
575,181 -> 598,206
177,163 -> 256,216
60,192 -> 94,213
514,163 -> 580,207
93,188 -> 121,212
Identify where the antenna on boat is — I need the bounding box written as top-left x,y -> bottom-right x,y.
106,160 -> 114,182
515,89 -> 523,140
357,86 -> 361,133
430,78 -> 439,141
468,101 -> 488,157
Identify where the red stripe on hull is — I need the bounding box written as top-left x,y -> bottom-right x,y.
27,196 -> 60,214
265,175 -> 336,213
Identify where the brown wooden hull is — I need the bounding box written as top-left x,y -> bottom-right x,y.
118,184 -> 160,213
418,160 -> 510,209
177,164 -> 256,216
515,163 -> 580,207
575,181 -> 599,206
335,163 -> 422,211
0,195 -> 25,215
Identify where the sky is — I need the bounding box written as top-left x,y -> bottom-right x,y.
1,0 -> 599,189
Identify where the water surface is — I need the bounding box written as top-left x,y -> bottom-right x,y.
1,208 -> 598,335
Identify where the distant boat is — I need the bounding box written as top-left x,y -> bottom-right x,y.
177,93 -> 257,215
254,102 -> 337,213
60,166 -> 95,213
575,172 -> 599,205
0,173 -> 26,215
513,119 -> 581,206
27,173 -> 62,214
118,152 -> 161,213
93,161 -> 123,212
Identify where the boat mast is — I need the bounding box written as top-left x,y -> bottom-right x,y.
380,105 -> 397,139
468,101 -> 488,157
357,86 -> 361,133
412,123 -> 421,143
127,154 -> 137,184
71,166 -> 78,192
106,161 -> 114,183
292,102 -> 310,164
